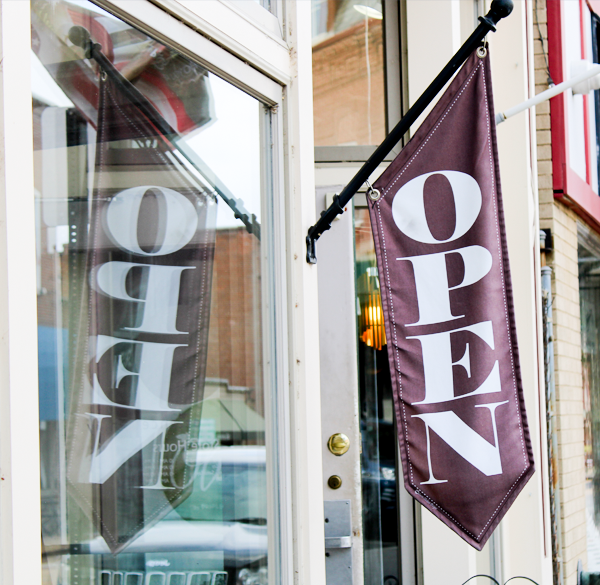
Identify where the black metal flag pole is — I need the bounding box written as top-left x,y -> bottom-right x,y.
68,25 -> 261,240
305,0 -> 514,264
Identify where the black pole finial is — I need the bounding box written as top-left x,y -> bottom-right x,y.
480,0 -> 514,30
68,25 -> 90,48
490,0 -> 515,22
68,25 -> 93,57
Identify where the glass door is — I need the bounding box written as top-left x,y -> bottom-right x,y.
310,1 -> 418,577
355,206 -> 401,585
579,226 -> 600,571
315,177 -> 419,585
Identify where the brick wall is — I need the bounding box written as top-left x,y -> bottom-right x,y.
205,227 -> 264,417
312,19 -> 385,146
535,1 -> 588,580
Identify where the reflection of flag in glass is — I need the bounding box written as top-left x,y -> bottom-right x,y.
66,61 -> 216,552
31,0 -> 213,134
368,50 -> 534,550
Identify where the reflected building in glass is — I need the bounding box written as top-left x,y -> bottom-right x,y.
311,0 -> 386,146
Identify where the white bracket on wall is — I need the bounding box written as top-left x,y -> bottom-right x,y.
496,61 -> 600,125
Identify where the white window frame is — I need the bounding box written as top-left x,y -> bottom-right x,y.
93,0 -> 285,104
0,2 -> 42,584
2,1 -> 325,584
137,0 -> 291,87
207,0 -> 284,41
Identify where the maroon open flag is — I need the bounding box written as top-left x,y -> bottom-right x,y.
66,70 -> 216,552
368,50 -> 534,549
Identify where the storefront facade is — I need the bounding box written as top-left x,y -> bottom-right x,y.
537,0 -> 600,582
0,1 -> 561,584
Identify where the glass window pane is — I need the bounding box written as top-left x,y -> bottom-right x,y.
580,243 -> 600,570
312,0 -> 386,146
32,2 -> 274,584
354,206 -> 400,584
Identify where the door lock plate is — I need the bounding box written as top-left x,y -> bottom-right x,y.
324,500 -> 352,585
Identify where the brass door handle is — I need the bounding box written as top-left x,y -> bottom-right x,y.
328,433 -> 350,456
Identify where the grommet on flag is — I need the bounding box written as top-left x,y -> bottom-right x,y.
477,41 -> 488,59
366,180 -> 381,202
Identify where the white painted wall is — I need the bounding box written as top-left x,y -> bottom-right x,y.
486,0 -> 551,581
0,1 -> 43,584
280,3 -> 327,584
406,0 -> 463,133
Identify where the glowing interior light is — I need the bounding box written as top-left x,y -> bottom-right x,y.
353,4 -> 383,19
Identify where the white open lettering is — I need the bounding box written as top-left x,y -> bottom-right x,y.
413,401 -> 508,484
104,185 -> 198,256
95,261 -> 195,334
84,185 -> 201,486
392,171 -> 481,244
92,335 -> 185,412
392,171 -> 507,485
398,245 -> 492,326
409,321 -> 500,405
82,413 -> 180,485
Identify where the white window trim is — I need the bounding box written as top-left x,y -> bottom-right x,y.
117,0 -> 292,88
215,0 -> 283,40
93,0 -> 285,104
0,1 -> 42,583
262,104 -> 294,585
